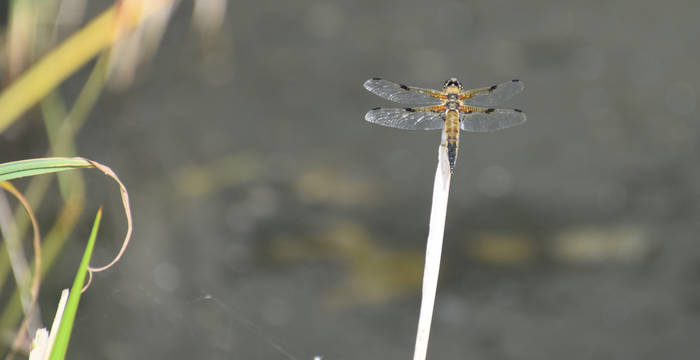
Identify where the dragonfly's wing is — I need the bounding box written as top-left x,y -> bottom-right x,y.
459,108 -> 526,132
364,78 -> 444,106
365,108 -> 444,130
461,79 -> 524,107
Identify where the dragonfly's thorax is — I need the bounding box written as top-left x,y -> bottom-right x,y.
445,90 -> 461,112
444,86 -> 461,95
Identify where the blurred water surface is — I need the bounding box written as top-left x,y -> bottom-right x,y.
3,0 -> 700,358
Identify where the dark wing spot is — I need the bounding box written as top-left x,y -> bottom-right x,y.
371,77 -> 382,80
485,108 -> 495,113
489,85 -> 498,91
466,110 -> 473,114
405,108 -> 415,112
400,84 -> 409,90
514,109 -> 522,113
512,79 -> 520,82
371,107 -> 381,111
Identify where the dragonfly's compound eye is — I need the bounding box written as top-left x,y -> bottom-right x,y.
443,78 -> 462,90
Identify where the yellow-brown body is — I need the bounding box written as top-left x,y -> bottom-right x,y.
444,110 -> 460,173
443,84 -> 462,173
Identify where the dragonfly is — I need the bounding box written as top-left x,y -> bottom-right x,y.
363,77 -> 526,173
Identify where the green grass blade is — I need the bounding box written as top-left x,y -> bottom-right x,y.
48,207 -> 101,360
0,157 -> 92,181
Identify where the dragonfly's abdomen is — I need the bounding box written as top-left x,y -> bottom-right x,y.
445,110 -> 460,173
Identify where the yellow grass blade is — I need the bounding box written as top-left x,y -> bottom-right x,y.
0,1 -> 174,134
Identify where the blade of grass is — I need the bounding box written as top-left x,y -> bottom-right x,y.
50,52 -> 110,152
413,135 -> 451,360
48,207 -> 101,360
0,158 -> 93,181
39,92 -> 76,199
40,52 -> 108,199
0,157 -> 130,346
5,50 -> 109,247
0,6 -> 114,133
0,157 -> 132,274
0,188 -> 83,339
0,175 -> 52,296
0,1 -> 174,134
0,192 -> 34,312
0,51 -> 108,311
0,181 -> 43,357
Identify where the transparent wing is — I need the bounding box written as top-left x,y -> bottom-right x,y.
459,108 -> 526,132
365,108 -> 444,130
364,78 -> 444,106
462,79 -> 524,107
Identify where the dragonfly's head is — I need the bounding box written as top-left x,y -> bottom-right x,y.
443,78 -> 463,91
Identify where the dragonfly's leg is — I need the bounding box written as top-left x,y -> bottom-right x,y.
410,87 -> 446,100
459,85 -> 496,100
459,105 -> 494,113
407,105 -> 446,112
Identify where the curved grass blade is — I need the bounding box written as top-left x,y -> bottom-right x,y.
0,188 -> 83,346
0,156 -> 133,281
0,181 -> 42,357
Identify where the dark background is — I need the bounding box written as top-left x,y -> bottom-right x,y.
4,0 -> 700,358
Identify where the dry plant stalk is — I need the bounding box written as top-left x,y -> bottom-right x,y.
413,136 -> 451,360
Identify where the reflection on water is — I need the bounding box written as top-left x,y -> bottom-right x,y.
267,221 -> 423,306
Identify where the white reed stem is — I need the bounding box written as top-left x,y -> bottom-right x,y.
413,134 -> 451,360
